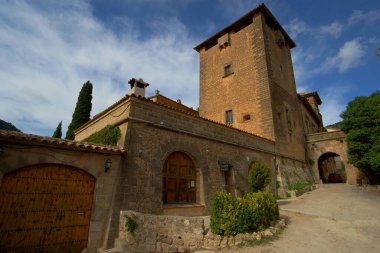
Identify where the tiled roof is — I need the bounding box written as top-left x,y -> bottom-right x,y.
0,130 -> 125,154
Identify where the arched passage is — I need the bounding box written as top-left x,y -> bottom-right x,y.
162,152 -> 196,204
0,164 -> 95,253
318,152 -> 346,183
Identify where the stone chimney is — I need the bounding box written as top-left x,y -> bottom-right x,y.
128,78 -> 150,97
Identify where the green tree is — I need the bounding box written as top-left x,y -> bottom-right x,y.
52,121 -> 62,138
248,161 -> 271,192
65,81 -> 93,140
340,91 -> 380,179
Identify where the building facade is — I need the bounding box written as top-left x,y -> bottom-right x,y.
0,4 -> 361,253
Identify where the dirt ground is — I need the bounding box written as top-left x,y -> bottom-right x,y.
197,184 -> 380,253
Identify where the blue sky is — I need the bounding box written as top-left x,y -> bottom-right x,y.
0,0 -> 379,136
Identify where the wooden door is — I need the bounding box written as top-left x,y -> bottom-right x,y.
0,164 -> 95,253
162,152 -> 196,204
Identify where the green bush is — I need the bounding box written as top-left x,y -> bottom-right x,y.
210,191 -> 279,236
210,192 -> 239,235
83,125 -> 121,145
248,162 -> 271,192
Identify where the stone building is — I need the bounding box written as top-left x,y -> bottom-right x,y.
0,3 -> 361,253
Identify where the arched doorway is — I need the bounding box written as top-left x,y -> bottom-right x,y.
162,152 -> 196,204
318,152 -> 346,183
0,164 -> 95,253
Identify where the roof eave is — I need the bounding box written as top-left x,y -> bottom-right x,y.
194,3 -> 296,52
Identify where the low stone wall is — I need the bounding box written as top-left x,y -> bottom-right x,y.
287,184 -> 316,198
116,211 -> 286,252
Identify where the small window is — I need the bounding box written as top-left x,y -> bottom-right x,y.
226,110 -> 233,125
224,64 -> 233,76
243,114 -> 251,121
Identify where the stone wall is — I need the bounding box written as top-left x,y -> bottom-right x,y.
198,14 -> 274,140
306,131 -> 362,184
75,97 -> 131,147
0,133 -> 124,252
120,97 -> 276,216
116,210 -> 286,253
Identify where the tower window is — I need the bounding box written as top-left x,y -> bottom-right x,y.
226,110 -> 233,125
224,64 -> 233,77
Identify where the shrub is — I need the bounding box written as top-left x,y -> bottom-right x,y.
248,162 -> 271,192
83,125 -> 121,145
124,214 -> 138,235
244,191 -> 279,230
210,191 -> 279,235
210,192 -> 239,235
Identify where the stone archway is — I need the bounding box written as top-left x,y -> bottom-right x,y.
0,164 -> 96,253
317,152 -> 346,183
307,130 -> 362,185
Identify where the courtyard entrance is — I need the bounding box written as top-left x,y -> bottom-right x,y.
317,152 -> 346,183
0,164 -> 96,253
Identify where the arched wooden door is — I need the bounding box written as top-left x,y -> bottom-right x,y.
162,152 -> 196,204
0,164 -> 95,253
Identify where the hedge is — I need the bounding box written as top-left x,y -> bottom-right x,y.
210,191 -> 279,236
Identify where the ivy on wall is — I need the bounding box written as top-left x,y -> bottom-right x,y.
83,125 -> 121,146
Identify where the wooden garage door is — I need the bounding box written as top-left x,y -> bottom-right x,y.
0,164 -> 95,253
162,152 -> 196,204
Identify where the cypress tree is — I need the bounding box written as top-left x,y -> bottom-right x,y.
52,121 -> 62,138
65,81 -> 93,140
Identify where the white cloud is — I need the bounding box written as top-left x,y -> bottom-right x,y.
0,1 -> 199,136
325,38 -> 366,73
348,9 -> 380,26
319,86 -> 351,126
320,21 -> 344,38
284,19 -> 308,38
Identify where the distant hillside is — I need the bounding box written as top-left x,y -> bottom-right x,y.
0,119 -> 21,132
325,121 -> 341,129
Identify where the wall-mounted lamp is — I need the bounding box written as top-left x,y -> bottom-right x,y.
218,160 -> 231,172
104,159 -> 112,172
138,149 -> 143,157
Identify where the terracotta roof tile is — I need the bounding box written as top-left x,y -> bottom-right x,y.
0,130 -> 125,154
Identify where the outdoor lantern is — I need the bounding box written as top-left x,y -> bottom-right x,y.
218,161 -> 231,172
104,159 -> 112,172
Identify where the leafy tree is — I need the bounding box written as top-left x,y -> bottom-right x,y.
65,81 -> 93,140
340,91 -> 380,179
0,119 -> 21,132
52,121 -> 62,138
248,161 -> 271,192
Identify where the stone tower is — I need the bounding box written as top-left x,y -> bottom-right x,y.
194,4 -> 306,161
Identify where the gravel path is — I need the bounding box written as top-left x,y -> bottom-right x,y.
197,184 -> 380,253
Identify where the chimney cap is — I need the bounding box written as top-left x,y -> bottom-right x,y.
128,78 -> 150,89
